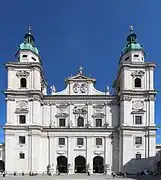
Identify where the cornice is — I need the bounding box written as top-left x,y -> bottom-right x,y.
43,95 -> 118,101
118,125 -> 157,131
120,90 -> 157,96
4,90 -> 43,98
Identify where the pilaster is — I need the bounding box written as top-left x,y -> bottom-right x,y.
86,136 -> 93,173
67,136 -> 74,174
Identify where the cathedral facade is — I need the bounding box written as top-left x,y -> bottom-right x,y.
4,27 -> 157,174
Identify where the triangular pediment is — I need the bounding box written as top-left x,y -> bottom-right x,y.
65,73 -> 96,83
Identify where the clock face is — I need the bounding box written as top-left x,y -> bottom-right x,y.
80,83 -> 87,93
73,83 -> 80,93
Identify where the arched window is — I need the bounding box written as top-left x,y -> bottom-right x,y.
134,78 -> 141,88
20,78 -> 27,88
77,116 -> 84,127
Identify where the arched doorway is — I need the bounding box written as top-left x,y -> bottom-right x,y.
75,156 -> 86,173
0,160 -> 4,172
93,156 -> 104,173
57,156 -> 67,173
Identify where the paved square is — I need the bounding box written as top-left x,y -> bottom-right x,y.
0,174 -> 161,180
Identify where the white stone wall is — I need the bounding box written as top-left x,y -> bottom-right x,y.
4,46 -> 157,175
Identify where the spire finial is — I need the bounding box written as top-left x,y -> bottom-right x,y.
78,66 -> 83,74
129,25 -> 134,33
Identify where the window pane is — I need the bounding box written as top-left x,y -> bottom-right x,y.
77,138 -> 84,145
135,137 -> 142,144
77,117 -> 84,127
59,119 -> 65,127
136,153 -> 141,160
19,115 -> 26,124
96,119 -> 102,127
135,116 -> 142,124
59,138 -> 65,145
20,78 -> 27,88
19,153 -> 25,159
135,78 -> 141,88
19,136 -> 25,144
96,138 -> 102,145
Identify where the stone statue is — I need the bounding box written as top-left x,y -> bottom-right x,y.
50,85 -> 56,93
106,86 -> 110,93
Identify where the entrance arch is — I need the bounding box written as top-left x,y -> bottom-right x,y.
57,156 -> 67,173
0,160 -> 4,172
93,156 -> 104,173
75,156 -> 86,173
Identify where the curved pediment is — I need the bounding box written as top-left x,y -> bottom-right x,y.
55,113 -> 69,118
51,67 -> 110,96
92,113 -> 105,119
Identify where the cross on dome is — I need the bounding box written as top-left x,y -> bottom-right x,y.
129,25 -> 134,33
28,26 -> 32,35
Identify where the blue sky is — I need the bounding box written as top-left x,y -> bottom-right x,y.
0,0 -> 161,143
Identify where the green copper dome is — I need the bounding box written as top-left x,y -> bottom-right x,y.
18,27 -> 39,55
122,26 -> 144,55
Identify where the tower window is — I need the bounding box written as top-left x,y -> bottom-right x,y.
134,78 -> 141,88
20,78 -> 27,88
22,55 -> 27,58
135,116 -> 142,124
77,116 -> 84,127
135,137 -> 142,145
31,57 -> 36,61
125,57 -> 129,61
77,138 -> 84,146
19,115 -> 26,124
19,152 -> 25,159
19,136 -> 25,144
134,54 -> 139,57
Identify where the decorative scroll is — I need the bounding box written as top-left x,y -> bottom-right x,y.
92,113 -> 105,119
16,70 -> 29,78
73,106 -> 87,115
131,70 -> 145,77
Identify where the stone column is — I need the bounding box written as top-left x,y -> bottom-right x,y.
86,136 -> 93,173
67,136 -> 74,174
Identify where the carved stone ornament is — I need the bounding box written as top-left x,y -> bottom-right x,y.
93,104 -> 104,112
29,96 -> 40,102
132,101 -> 144,110
5,97 -> 15,101
55,113 -> 69,118
131,70 -> 145,77
16,70 -> 29,78
17,100 -> 28,109
120,96 -> 132,101
80,83 -> 88,93
73,106 -> 87,115
56,104 -> 68,112
73,83 -> 80,93
92,113 -> 105,119
106,101 -> 118,105
15,107 -> 29,114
